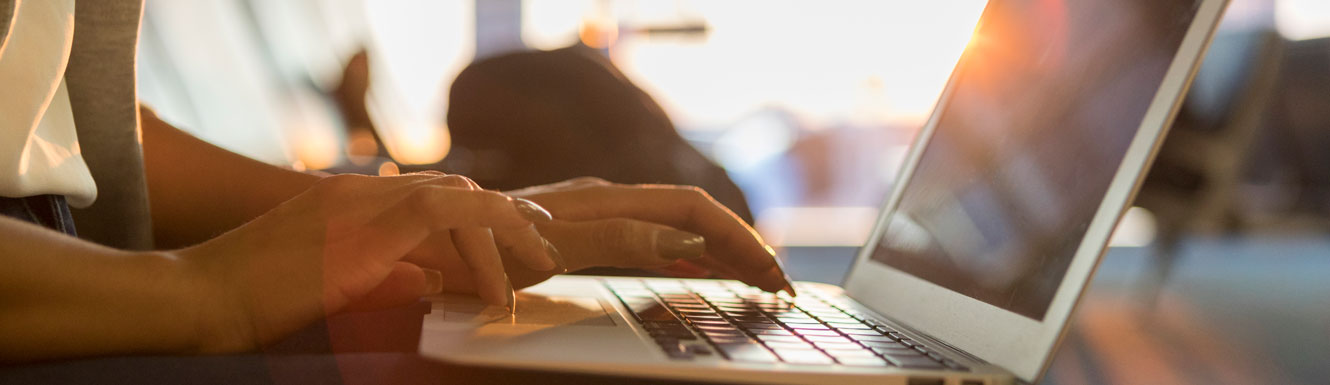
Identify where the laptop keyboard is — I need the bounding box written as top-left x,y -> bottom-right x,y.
605,279 -> 969,370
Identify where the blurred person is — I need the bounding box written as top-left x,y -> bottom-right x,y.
0,0 -> 792,362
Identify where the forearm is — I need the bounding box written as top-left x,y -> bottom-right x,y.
0,217 -> 206,361
140,106 -> 322,248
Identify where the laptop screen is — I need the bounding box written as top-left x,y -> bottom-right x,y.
869,0 -> 1201,320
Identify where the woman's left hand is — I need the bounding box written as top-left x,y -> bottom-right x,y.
500,178 -> 795,294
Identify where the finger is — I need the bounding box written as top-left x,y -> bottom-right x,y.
417,174 -> 554,224
535,219 -> 705,271
451,227 -> 512,309
414,174 -> 557,276
492,224 -> 558,272
504,176 -> 610,197
498,241 -> 565,290
528,186 -> 787,293
312,173 -> 485,222
345,187 -> 535,269
342,262 -> 442,312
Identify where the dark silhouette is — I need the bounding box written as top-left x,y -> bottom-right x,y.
439,44 -> 754,223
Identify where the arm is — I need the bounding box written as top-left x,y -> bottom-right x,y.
0,176 -> 551,362
139,106 -> 321,248
0,216 -> 207,361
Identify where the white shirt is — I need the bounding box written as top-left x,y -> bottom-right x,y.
0,0 -> 97,208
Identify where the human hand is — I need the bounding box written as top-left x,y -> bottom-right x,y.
178,174 -> 553,352
503,177 -> 795,294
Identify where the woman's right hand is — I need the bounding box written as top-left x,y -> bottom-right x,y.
178,174 -> 552,353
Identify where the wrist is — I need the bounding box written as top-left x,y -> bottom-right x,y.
172,249 -> 259,354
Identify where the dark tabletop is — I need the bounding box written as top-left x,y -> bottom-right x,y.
3,236 -> 1326,385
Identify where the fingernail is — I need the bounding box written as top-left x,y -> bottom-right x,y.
766,244 -> 797,297
505,277 -> 516,314
422,268 -> 444,295
658,230 -> 706,260
512,198 -> 553,223
544,240 -> 568,273
783,283 -> 798,298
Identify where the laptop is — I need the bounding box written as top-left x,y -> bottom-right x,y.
419,0 -> 1228,383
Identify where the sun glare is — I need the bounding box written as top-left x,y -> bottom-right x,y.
611,1 -> 988,129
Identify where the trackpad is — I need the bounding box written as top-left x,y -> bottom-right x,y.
437,292 -> 616,327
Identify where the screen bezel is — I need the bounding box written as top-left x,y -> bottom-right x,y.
842,0 -> 1228,381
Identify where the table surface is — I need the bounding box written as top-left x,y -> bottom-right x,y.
4,236 -> 1327,385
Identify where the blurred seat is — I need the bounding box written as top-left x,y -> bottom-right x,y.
1258,37 -> 1330,221
1134,29 -> 1285,302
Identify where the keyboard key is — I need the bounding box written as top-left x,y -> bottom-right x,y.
851,335 -> 895,343
827,322 -> 873,330
873,326 -> 899,335
886,332 -> 906,340
756,335 -> 805,343
772,349 -> 835,365
691,317 -> 734,323
673,305 -> 713,312
803,336 -> 851,344
654,334 -> 698,343
658,341 -> 693,360
716,343 -> 779,363
819,316 -> 858,324
709,335 -> 755,344
814,342 -> 864,351
698,328 -> 745,336
842,329 -> 886,337
686,315 -> 728,325
794,329 -> 842,337
764,341 -> 816,350
730,316 -> 772,323
715,304 -> 756,311
750,329 -> 796,336
836,357 -> 891,367
651,326 -> 702,335
634,307 -> 678,322
739,323 -> 783,330
882,354 -> 946,369
861,340 -> 910,349
942,359 -> 970,371
871,346 -> 921,356
825,349 -> 878,359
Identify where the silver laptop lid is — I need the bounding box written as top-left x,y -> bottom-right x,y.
842,0 -> 1228,382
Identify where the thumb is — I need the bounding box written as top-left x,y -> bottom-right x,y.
341,262 -> 444,313
537,219 -> 706,270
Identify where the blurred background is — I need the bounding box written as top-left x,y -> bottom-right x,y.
136,0 -> 1330,248
134,0 -> 1330,383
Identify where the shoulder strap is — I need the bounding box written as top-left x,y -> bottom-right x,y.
0,0 -> 15,55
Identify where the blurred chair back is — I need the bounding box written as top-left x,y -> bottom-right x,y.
1137,29 -> 1285,237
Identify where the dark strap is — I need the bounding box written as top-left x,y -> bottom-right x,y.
0,195 -> 79,236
